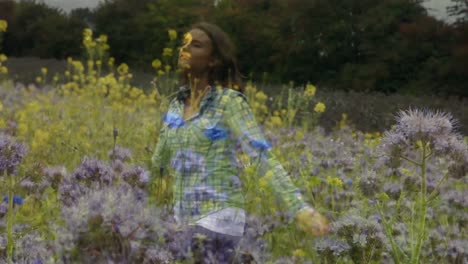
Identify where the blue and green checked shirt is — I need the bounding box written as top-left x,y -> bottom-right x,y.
152,86 -> 309,236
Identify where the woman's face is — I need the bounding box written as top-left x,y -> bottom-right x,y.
178,28 -> 216,77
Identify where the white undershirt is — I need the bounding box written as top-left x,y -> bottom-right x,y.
192,207 -> 245,237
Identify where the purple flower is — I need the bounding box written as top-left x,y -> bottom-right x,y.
0,134 -> 28,175
373,214 -> 382,222
43,166 -> 66,188
164,112 -> 185,128
0,202 -> 7,216
72,157 -> 114,185
379,109 -> 467,171
33,259 -> 44,264
204,126 -> 228,141
3,194 -> 24,205
108,145 -> 132,162
121,165 -> 150,187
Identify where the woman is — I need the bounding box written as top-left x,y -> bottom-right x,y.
152,22 -> 329,263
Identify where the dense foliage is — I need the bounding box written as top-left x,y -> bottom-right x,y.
0,0 -> 467,96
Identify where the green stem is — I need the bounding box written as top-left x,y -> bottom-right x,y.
377,201 -> 402,264
6,173 -> 14,263
330,186 -> 335,212
412,144 -> 427,264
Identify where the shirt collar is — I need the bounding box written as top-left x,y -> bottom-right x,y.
176,85 -> 218,115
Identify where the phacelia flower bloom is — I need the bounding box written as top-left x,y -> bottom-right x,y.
43,166 -> 67,189
72,157 -> 114,186
121,165 -> 150,187
0,133 -> 28,175
108,145 -> 133,162
379,109 -> 468,174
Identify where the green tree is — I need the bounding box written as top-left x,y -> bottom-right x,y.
3,0 -> 85,58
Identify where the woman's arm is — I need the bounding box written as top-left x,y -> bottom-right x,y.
224,90 -> 329,236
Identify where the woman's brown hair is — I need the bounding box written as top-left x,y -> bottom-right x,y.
188,22 -> 244,93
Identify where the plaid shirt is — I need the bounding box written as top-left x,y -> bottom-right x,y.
152,86 -> 309,233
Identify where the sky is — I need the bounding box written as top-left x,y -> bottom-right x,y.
38,0 -> 455,22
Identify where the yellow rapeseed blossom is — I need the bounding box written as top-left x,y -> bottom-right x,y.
36,76 -> 42,83
304,84 -> 316,97
168,29 -> 177,41
0,66 -> 7,74
326,176 -> 343,188
0,54 -> 7,62
41,67 -> 48,75
293,249 -> 306,258
0,20 -> 7,32
152,59 -> 162,69
182,32 -> 192,49
314,102 -> 326,113
98,34 -> 108,43
117,63 -> 129,75
254,91 -> 268,102
270,116 -> 283,127
31,129 -> 50,151
83,28 -> 93,38
108,57 -> 115,67
163,48 -> 173,57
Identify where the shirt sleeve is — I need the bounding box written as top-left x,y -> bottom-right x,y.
224,90 -> 311,218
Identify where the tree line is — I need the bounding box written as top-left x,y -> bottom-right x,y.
0,0 -> 467,97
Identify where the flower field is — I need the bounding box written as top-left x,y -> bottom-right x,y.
0,26 -> 467,264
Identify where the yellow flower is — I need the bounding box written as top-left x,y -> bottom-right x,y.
98,34 -> 108,43
32,129 -> 50,151
41,67 -> 48,75
314,102 -> 326,113
0,66 -> 7,74
304,84 -> 316,97
0,20 -> 7,32
117,63 -> 129,75
108,57 -> 115,66
0,54 -> 7,62
168,29 -> 177,41
181,32 -> 192,49
293,249 -> 306,258
152,59 -> 162,69
163,48 -> 173,57
271,116 -> 283,127
254,91 -> 268,102
326,176 -> 343,188
83,28 -> 93,38
36,76 -> 42,83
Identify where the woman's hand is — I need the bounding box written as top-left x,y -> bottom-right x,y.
295,207 -> 330,237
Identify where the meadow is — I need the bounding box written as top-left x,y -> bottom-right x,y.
0,27 -> 467,264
